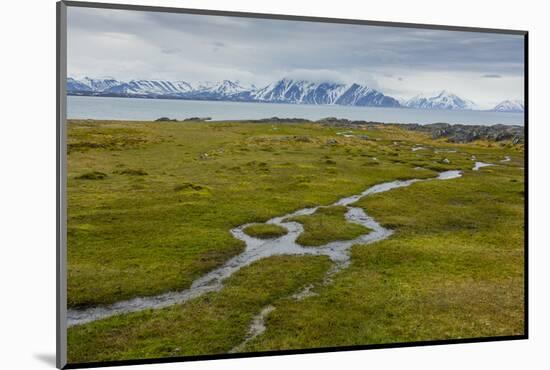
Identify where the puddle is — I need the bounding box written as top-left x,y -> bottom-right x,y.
473,162 -> 494,171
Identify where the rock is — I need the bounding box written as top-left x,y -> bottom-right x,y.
155,117 -> 177,122
408,123 -> 524,144
183,117 -> 212,121
253,117 -> 311,123
326,139 -> 338,145
512,135 -> 523,144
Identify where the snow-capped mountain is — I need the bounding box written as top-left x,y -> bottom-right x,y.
404,91 -> 478,110
67,77 -> 401,107
334,83 -> 400,107
251,79 -> 399,107
80,77 -> 122,92
105,80 -> 193,96
252,79 -> 347,104
492,100 -> 524,113
193,80 -> 252,99
67,77 -> 93,93
67,77 -> 123,94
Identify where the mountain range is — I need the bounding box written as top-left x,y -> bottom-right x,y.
67,77 -> 523,112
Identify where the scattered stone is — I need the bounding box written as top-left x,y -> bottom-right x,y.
407,122 -> 523,144
316,118 -> 524,144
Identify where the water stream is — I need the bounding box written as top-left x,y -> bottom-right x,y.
67,169 -> 464,327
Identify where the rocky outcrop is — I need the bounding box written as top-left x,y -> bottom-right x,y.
405,123 -> 524,144
315,118 -> 524,144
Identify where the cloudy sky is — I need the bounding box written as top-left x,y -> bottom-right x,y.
67,7 -> 525,108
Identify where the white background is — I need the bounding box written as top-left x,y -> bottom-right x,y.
0,0 -> 547,369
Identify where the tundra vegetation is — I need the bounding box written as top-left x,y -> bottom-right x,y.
243,223 -> 288,239
66,119 -> 524,363
285,206 -> 372,246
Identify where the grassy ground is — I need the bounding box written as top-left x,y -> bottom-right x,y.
242,164 -> 524,351
66,119 -> 524,363
68,255 -> 331,362
243,223 -> 288,239
287,205 -> 372,246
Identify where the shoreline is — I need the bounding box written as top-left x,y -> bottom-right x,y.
67,117 -> 525,144
67,95 -> 524,127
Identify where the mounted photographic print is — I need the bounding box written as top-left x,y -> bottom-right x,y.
56,1 -> 527,368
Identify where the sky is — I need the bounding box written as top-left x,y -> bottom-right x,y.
67,7 -> 525,109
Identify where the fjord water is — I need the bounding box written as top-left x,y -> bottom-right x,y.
68,95 -> 524,126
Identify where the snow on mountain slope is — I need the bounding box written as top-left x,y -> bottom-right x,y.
106,80 -> 193,96
492,100 -> 524,113
67,77 -> 93,93
80,77 -> 122,92
335,83 -> 400,107
252,79 -> 317,103
252,79 -> 398,107
405,90 -> 478,110
194,80 -> 251,98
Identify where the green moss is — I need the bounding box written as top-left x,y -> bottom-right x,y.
241,165 -> 524,352
66,119 -> 524,362
67,120 -> 442,308
68,255 -> 331,363
243,223 -> 288,239
173,182 -> 205,192
287,206 -> 372,246
114,169 -> 148,176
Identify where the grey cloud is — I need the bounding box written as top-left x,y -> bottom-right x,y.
161,48 -> 181,55
67,6 -> 524,104
482,74 -> 503,78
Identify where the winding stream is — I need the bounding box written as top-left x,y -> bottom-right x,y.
67,169 -> 463,327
